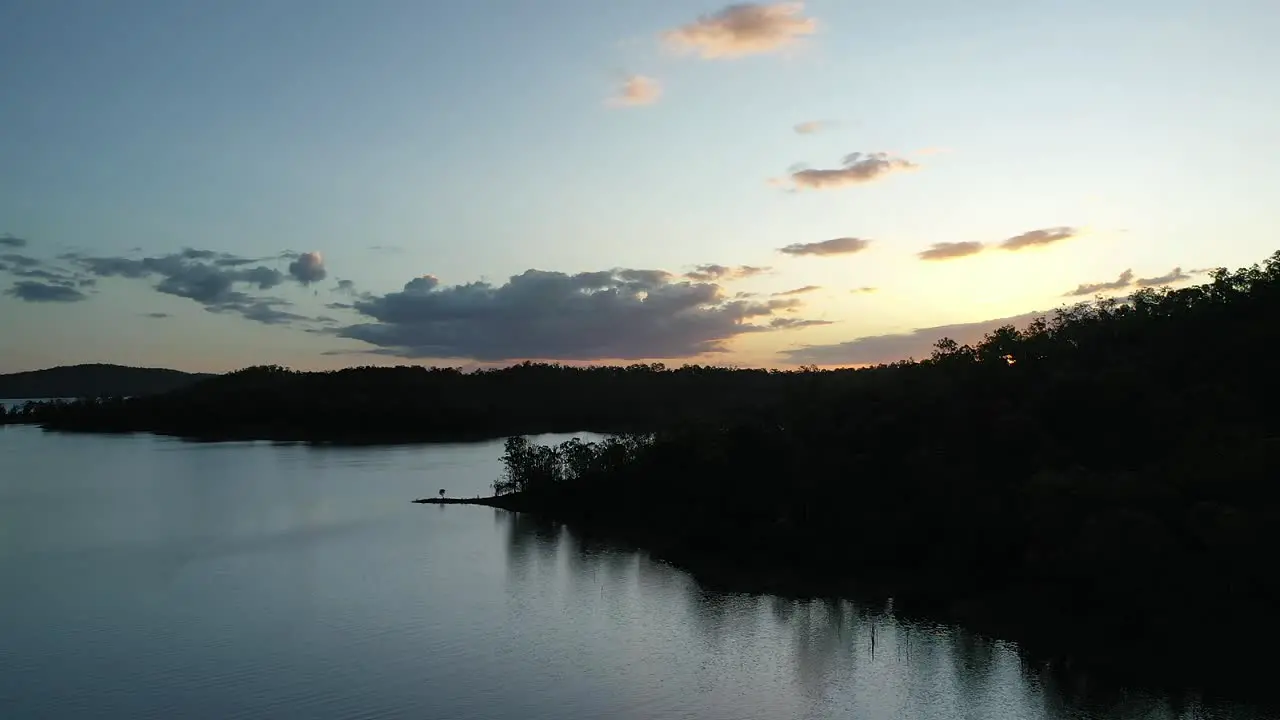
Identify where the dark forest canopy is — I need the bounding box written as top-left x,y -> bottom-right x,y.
0,363 -> 212,400
5,251 -> 1280,446
477,250 -> 1280,701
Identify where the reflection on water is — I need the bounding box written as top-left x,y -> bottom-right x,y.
0,424 -> 1270,720
499,511 -> 1270,720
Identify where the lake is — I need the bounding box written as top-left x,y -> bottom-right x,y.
0,424 -> 1264,719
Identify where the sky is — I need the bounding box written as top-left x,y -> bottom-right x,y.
2,0 -> 1277,373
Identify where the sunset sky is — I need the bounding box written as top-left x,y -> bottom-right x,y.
2,1 -> 1277,373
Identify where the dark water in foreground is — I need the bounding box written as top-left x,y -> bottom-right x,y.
0,425 -> 1265,719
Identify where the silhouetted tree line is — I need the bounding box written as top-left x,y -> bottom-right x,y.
491,251 -> 1280,701
11,355 -> 893,440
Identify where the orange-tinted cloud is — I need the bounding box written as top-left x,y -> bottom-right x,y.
786,152 -> 917,190
1000,226 -> 1077,251
609,74 -> 662,106
779,237 -> 871,257
918,241 -> 984,261
663,2 -> 817,59
793,120 -> 829,134
850,286 -> 877,294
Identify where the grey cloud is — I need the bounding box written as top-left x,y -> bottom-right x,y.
684,264 -> 770,282
1000,226 -> 1077,251
1136,267 -> 1190,288
919,241 -> 984,261
6,280 -> 88,303
333,267 -> 817,361
1065,269 -> 1134,297
1,235 -> 29,248
0,251 -> 94,287
1,253 -> 41,268
326,301 -> 354,310
779,237 -> 870,256
773,285 -> 821,296
144,312 -> 171,319
334,279 -> 357,294
787,152 -> 917,190
781,310 -> 1050,365
288,251 -> 327,285
770,317 -> 833,329
66,249 -> 307,325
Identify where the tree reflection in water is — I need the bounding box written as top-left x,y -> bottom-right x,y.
495,509 -> 1272,719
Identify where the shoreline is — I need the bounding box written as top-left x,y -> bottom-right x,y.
414,493 -> 1278,708
3,421 -> 620,446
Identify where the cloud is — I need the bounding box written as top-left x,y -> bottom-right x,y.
918,241 -> 985,261
779,237 -> 870,257
999,226 -> 1077,251
683,264 -> 770,282
770,317 -> 833,329
785,152 -> 917,190
0,235 -> 27,248
773,285 -> 821,296
781,310 -> 1051,365
6,280 -> 88,303
1065,269 -> 1134,297
1136,267 -> 1191,288
793,120 -> 829,134
64,249 -> 318,324
332,267 -> 817,361
0,251 -> 95,288
663,2 -> 817,59
287,251 -> 327,285
144,312 -> 171,319
609,74 -> 662,106
851,286 -> 877,294
1,253 -> 41,268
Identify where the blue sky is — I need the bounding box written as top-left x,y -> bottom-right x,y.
2,0 -> 1277,373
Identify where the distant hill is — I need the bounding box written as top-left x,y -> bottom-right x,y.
0,364 -> 214,399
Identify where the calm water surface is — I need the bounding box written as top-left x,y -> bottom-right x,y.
0,424 -> 1265,719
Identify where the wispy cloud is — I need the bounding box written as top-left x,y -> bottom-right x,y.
793,120 -> 830,134
0,235 -> 27,248
6,280 -> 88,303
1137,267 -> 1191,287
683,264 -> 770,282
770,317 -> 833,329
781,310 -> 1050,365
609,74 -> 662,106
1000,226 -> 1077,251
1065,269 -> 1134,297
773,285 -> 821,296
663,2 -> 817,59
784,152 -> 917,190
851,286 -> 877,294
918,242 -> 984,261
779,237 -> 870,257
65,248 -> 322,325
